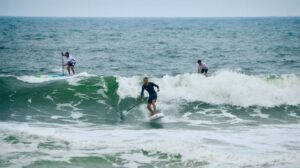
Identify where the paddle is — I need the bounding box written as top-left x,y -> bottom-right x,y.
126,101 -> 142,112
120,98 -> 147,120
61,52 -> 64,76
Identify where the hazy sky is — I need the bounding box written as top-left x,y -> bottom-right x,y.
0,0 -> 300,17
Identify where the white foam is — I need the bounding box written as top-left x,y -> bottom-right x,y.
56,103 -> 80,112
25,115 -> 32,120
50,68 -> 63,73
0,122 -> 300,168
116,75 -> 142,98
96,99 -> 106,104
289,112 -> 300,119
74,93 -> 90,100
0,74 -> 14,78
117,71 -> 300,107
16,72 -> 94,84
70,112 -> 83,119
51,115 -> 64,119
45,95 -> 55,102
250,108 -> 270,119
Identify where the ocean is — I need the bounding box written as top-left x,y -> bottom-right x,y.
0,17 -> 300,168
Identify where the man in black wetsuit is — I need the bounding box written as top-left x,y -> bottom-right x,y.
141,77 -> 160,116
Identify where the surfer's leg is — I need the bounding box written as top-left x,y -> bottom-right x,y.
204,69 -> 208,77
67,66 -> 71,75
147,96 -> 155,116
71,66 -> 75,75
152,100 -> 157,114
147,103 -> 154,116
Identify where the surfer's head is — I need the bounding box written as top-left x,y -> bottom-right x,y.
143,77 -> 148,85
198,60 -> 202,65
65,52 -> 70,57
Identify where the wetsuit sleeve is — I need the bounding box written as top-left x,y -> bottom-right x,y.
152,83 -> 159,89
141,86 -> 145,97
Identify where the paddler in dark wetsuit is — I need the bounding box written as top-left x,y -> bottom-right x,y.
141,77 -> 160,116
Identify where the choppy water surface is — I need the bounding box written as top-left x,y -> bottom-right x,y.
0,17 -> 300,168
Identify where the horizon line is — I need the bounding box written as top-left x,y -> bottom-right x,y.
1,15 -> 300,19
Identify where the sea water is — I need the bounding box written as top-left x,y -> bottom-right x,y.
0,17 -> 300,168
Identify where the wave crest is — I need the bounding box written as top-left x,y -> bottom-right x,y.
117,71 -> 300,107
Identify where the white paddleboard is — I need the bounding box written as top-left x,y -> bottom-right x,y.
149,113 -> 164,121
17,72 -> 91,84
34,74 -> 70,82
38,74 -> 67,78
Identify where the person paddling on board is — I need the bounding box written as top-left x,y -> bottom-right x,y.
197,60 -> 208,77
61,52 -> 76,75
141,77 -> 160,116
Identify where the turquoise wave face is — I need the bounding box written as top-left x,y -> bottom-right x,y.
1,72 -> 299,127
0,75 -> 124,123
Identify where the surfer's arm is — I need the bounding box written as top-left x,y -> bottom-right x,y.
141,86 -> 145,98
140,86 -> 145,102
153,83 -> 160,92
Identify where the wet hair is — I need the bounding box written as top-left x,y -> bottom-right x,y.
143,77 -> 148,80
198,60 -> 202,64
66,52 -> 69,55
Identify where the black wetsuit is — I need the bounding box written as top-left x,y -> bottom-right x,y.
141,82 -> 159,103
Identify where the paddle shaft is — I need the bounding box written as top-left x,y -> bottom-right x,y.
120,102 -> 141,120
126,101 -> 142,112
120,98 -> 147,120
62,55 -> 64,76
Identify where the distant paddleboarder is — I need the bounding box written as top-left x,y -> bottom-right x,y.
141,77 -> 160,116
62,52 -> 76,75
197,60 -> 208,77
